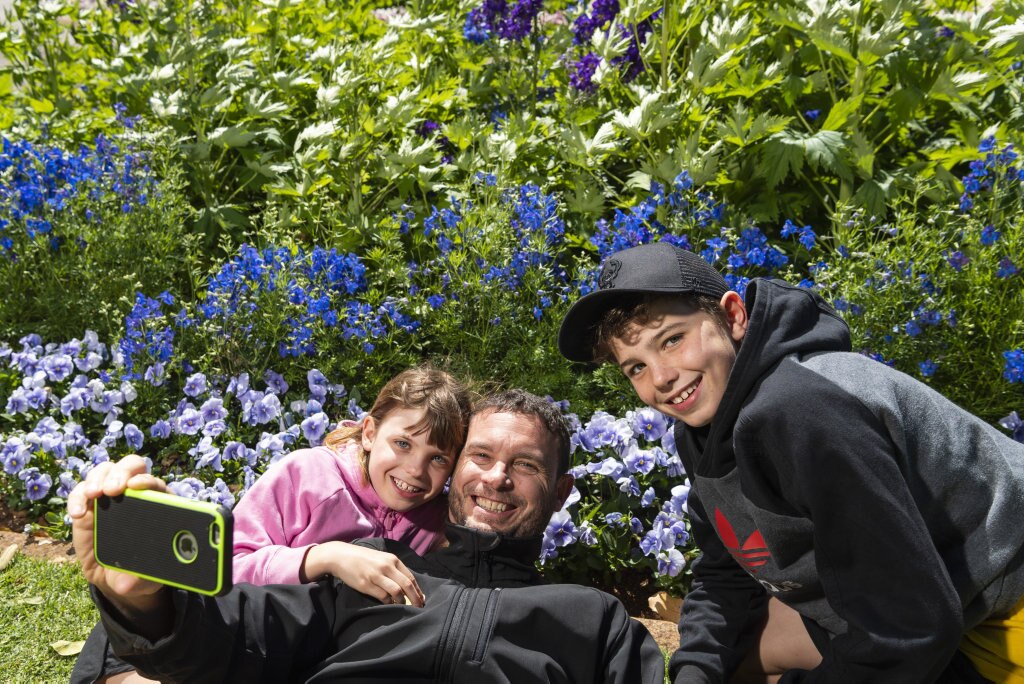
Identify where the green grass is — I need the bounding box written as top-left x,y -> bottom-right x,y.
0,554 -> 97,684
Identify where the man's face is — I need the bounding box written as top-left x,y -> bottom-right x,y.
608,294 -> 747,428
448,410 -> 572,538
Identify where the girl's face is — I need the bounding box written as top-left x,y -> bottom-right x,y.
361,406 -> 455,512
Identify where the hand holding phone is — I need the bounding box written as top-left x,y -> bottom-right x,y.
94,489 -> 233,596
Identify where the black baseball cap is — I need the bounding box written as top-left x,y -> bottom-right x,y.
557,241 -> 729,362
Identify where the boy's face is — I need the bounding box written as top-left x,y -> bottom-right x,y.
607,293 -> 747,428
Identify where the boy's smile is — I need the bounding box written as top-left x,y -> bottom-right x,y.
608,294 -> 748,428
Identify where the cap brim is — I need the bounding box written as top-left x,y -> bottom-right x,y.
557,286 -> 691,363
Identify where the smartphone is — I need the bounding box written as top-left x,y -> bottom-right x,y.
94,489 -> 233,596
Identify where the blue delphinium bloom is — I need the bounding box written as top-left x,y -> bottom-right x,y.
980,225 -> 1001,246
918,359 -> 938,378
569,52 -> 601,92
804,109 -> 821,121
996,257 -> 1019,278
1004,349 -> 1024,383
905,320 -> 923,337
945,250 -> 969,271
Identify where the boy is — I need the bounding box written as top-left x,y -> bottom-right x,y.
557,241 -> 1024,682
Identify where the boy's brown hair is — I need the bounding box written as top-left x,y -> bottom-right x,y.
591,292 -> 730,363
323,366 -> 473,482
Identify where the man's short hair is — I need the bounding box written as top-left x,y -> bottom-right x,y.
473,389 -> 571,476
592,292 -> 728,363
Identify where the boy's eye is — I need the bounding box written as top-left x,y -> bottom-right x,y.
626,363 -> 645,377
664,334 -> 682,348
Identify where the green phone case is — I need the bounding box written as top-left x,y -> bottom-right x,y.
94,489 -> 233,596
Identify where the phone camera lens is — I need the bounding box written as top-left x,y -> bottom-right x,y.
173,530 -> 199,564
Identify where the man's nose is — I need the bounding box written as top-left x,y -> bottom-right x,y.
480,462 -> 512,489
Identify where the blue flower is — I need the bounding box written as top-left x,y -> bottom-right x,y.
656,548 -> 686,577
999,411 -> 1024,443
302,412 -> 330,445
183,372 -> 208,397
150,419 -> 171,439
996,257 -> 1019,279
1004,349 -> 1024,383
124,423 -> 144,450
918,359 -> 938,378
904,320 -> 922,337
604,512 -> 625,527
980,225 -> 1001,246
200,397 -> 227,423
804,109 -> 821,121
176,408 -> 204,435
945,250 -> 969,271
20,467 -> 52,502
569,52 -> 601,93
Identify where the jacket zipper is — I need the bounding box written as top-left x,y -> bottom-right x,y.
438,587 -> 471,681
470,588 -> 501,663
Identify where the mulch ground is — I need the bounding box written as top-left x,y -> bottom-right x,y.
0,503 -> 681,651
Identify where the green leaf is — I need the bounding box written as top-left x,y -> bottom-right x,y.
27,97 -> 54,113
820,96 -> 862,132
208,126 -> 255,148
50,640 -> 86,657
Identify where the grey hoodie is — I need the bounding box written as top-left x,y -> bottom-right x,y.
669,279 -> 1024,683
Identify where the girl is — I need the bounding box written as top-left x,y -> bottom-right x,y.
72,365 -> 472,683
232,365 -> 472,605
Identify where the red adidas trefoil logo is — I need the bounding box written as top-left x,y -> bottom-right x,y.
714,508 -> 771,573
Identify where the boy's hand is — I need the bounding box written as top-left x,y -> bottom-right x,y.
302,541 -> 425,607
67,455 -> 170,612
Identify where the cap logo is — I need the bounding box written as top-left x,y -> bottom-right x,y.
598,259 -> 622,289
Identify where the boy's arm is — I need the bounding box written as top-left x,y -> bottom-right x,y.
669,491 -> 770,683
760,390 -> 963,682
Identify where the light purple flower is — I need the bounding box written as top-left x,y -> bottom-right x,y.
144,363 -> 165,386
190,436 -> 222,471
200,397 -> 227,423
307,369 -> 329,400
202,419 -> 227,438
167,477 -> 205,499
631,407 -> 668,442
640,487 -> 656,507
122,423 -> 143,450
21,468 -> 52,501
252,393 -> 282,424
301,412 -> 330,445
622,445 -> 656,475
264,369 -> 289,395
183,372 -> 208,398
42,353 -> 74,382
150,419 -> 171,439
656,548 -> 686,577
176,408 -> 204,435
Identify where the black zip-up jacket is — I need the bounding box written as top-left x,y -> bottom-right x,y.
96,524 -> 665,683
669,279 -> 1024,683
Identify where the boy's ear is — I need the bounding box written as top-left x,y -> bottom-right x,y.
360,415 -> 376,452
720,291 -> 749,343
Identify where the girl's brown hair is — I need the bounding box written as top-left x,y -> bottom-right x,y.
322,366 -> 473,481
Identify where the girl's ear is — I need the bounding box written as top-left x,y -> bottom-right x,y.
360,415 -> 376,453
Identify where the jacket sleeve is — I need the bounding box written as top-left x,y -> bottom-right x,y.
599,591 -> 667,684
232,451 -> 359,585
756,384 -> 964,682
95,580 -> 346,683
669,490 -> 770,683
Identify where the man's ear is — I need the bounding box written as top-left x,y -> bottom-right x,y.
360,415 -> 376,453
720,291 -> 749,343
554,474 -> 574,509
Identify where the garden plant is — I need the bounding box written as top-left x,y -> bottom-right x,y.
0,0 -> 1023,678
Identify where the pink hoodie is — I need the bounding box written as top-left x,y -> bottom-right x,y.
232,441 -> 448,585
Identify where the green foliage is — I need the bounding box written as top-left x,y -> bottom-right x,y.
2,0 -> 1021,242
0,129 -> 200,342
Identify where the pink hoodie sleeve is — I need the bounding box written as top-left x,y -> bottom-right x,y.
232,448 -> 367,585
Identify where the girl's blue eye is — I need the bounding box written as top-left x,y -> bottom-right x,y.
432,454 -> 449,466
395,439 -> 410,449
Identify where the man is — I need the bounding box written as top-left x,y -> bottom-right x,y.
69,389 -> 664,683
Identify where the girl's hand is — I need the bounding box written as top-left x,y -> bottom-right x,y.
302,541 -> 425,607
